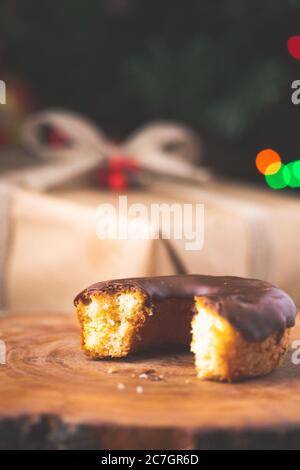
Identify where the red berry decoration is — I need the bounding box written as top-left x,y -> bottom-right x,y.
108,172 -> 127,190
96,154 -> 142,191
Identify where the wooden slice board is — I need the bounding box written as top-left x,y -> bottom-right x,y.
0,312 -> 300,450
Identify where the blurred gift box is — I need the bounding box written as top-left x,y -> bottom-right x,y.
1,176 -> 300,313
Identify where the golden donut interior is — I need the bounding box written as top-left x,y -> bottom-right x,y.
192,296 -> 290,381
76,288 -> 148,358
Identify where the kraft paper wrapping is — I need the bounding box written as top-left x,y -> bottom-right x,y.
0,183 -> 14,310
151,179 -> 300,303
4,187 -> 176,313
1,179 -> 300,313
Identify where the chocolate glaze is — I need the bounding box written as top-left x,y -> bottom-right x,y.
74,275 -> 297,342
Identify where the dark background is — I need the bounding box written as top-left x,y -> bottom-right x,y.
1,0 -> 300,180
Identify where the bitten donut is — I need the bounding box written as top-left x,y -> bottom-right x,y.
74,275 -> 297,381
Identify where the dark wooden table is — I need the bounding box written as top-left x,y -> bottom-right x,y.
0,312 -> 300,450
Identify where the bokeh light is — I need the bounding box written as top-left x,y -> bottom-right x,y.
287,35 -> 300,60
265,164 -> 290,189
256,149 -> 282,175
286,160 -> 300,188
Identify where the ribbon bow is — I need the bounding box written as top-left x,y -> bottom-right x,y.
2,110 -> 210,191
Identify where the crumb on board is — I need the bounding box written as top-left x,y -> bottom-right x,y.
138,369 -> 163,381
107,367 -> 118,374
117,383 -> 125,390
136,386 -> 144,394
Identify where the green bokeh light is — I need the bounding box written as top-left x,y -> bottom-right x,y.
286,160 -> 300,188
265,164 -> 291,189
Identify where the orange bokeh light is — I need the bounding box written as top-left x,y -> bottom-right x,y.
255,149 -> 282,175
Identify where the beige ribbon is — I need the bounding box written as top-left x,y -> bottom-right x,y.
1,111 -> 209,191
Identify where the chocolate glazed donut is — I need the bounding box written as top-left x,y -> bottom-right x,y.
74,275 -> 297,381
